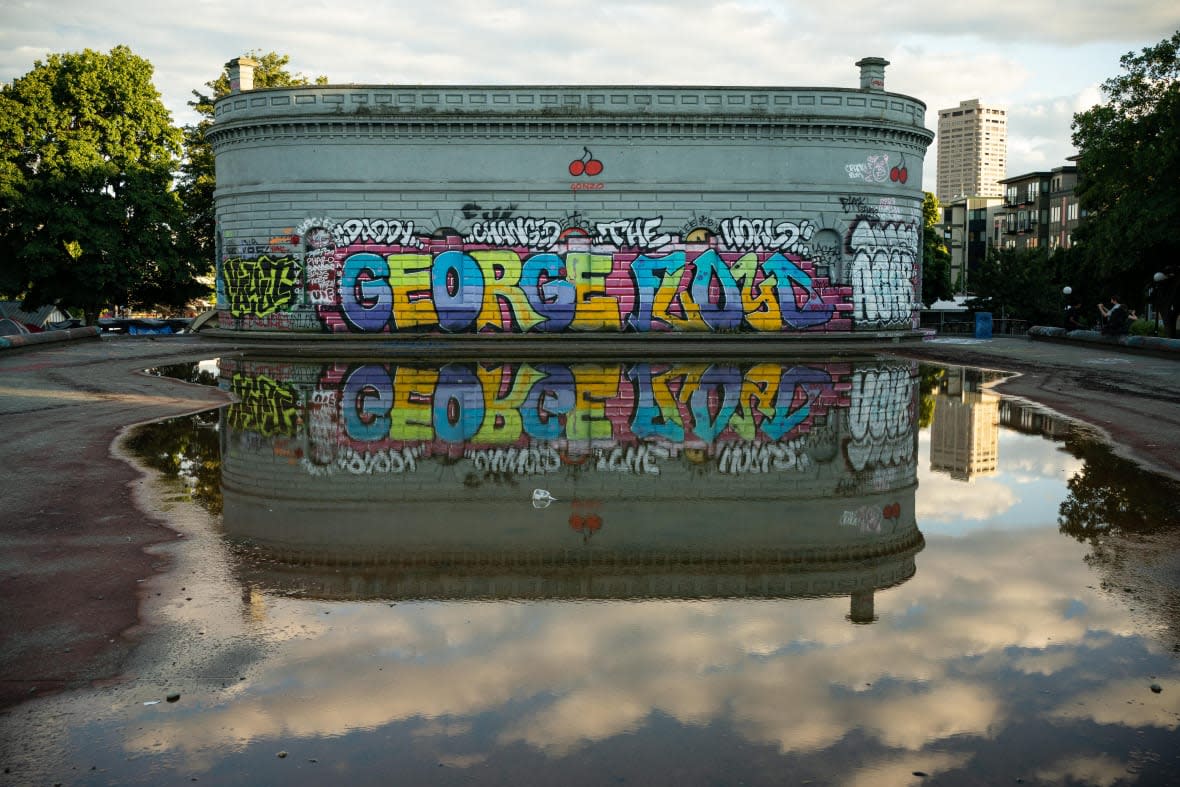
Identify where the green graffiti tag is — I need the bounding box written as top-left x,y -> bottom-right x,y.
223,255 -> 299,317
229,373 -> 301,437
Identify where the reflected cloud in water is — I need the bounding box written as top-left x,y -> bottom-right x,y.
73,355 -> 1180,784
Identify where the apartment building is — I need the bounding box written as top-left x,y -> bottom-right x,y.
940,196 -> 1002,292
1047,164 -> 1082,251
936,99 -> 1008,204
996,165 -> 1082,253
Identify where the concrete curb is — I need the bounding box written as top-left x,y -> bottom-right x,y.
1028,325 -> 1180,358
0,325 -> 101,351
197,327 -> 933,360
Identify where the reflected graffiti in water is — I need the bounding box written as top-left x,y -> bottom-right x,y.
101,358 -> 1180,784
216,356 -> 923,618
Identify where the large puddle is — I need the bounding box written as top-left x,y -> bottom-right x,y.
12,355 -> 1180,784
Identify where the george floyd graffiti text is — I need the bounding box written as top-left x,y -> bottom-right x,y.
219,214 -> 919,333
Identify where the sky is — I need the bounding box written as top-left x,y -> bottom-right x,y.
2,1 -> 1178,192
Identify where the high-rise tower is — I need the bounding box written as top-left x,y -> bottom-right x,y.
936,99 -> 1007,204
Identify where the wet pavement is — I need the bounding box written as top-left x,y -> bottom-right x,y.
0,330 -> 1175,783
889,336 -> 1180,484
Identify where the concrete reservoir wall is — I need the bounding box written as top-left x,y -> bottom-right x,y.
209,58 -> 934,336
217,355 -> 922,607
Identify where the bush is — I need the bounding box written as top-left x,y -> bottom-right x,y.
1129,319 -> 1158,336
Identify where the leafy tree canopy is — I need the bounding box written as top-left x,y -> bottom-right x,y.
1071,30 -> 1180,333
0,46 -> 205,323
178,52 -> 327,262
966,246 -> 1073,327
921,191 -> 952,305
1058,433 -> 1180,544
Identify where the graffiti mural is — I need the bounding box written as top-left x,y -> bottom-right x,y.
218,211 -> 921,334
845,154 -> 891,183
847,218 -> 918,327
219,357 -> 918,487
846,364 -> 916,471
222,255 -> 299,318
216,355 -> 923,605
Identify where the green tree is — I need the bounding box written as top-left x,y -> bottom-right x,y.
1071,30 -> 1180,336
967,246 -> 1069,326
178,52 -> 326,264
921,192 -> 952,305
0,46 -> 206,324
1058,433 -> 1180,544
917,364 -> 945,430
123,406 -> 223,516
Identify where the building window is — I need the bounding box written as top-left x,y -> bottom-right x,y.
1051,205 -> 1061,223
1067,202 -> 1079,221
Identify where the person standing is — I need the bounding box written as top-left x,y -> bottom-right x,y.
1098,294 -> 1130,335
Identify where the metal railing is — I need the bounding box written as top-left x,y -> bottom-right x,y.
921,316 -> 1030,336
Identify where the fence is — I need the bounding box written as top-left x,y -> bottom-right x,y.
920,314 -> 1029,336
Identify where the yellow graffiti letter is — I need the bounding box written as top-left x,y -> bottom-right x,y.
567,364 -> 620,442
472,364 -> 545,444
389,367 -> 439,442
471,250 -> 544,332
568,252 -> 622,331
388,254 -> 439,329
731,253 -> 782,331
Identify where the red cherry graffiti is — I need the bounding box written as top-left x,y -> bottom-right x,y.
569,146 -> 603,177
569,513 -> 604,542
889,154 -> 909,184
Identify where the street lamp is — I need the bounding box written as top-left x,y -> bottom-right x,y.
1153,273 -> 1167,335
1062,286 -> 1074,330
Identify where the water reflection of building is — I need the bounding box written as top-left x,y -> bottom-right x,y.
929,367 -> 1001,481
218,357 -> 924,623
998,399 -> 1073,440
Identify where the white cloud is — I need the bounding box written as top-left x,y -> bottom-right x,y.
4,0 -> 1174,154
798,2 -> 1177,46
96,525 -> 1167,773
917,472 -> 1019,522
1048,678 -> 1180,729
1035,755 -> 1138,787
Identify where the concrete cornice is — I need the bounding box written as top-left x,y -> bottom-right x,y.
211,84 -> 932,134
208,112 -> 935,152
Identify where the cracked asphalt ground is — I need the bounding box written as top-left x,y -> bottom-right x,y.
0,333 -> 1177,711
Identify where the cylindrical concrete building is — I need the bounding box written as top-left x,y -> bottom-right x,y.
216,355 -> 924,607
208,57 -> 934,337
